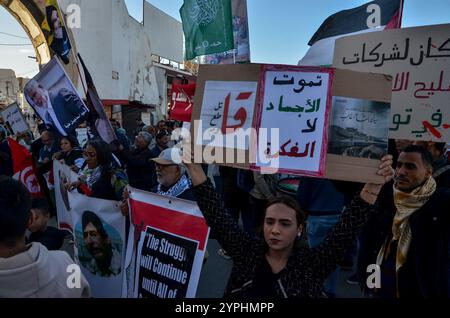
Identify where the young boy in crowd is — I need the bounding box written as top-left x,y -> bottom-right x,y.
28,198 -> 66,251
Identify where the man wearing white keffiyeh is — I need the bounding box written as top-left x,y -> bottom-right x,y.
358,145 -> 450,298
151,148 -> 196,202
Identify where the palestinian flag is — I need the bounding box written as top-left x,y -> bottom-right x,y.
298,0 -> 403,66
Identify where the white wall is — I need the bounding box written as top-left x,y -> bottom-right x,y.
143,2 -> 183,63
58,0 -> 159,106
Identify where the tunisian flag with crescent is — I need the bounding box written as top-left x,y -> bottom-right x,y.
8,138 -> 43,198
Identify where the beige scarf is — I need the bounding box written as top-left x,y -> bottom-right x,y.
377,177 -> 437,274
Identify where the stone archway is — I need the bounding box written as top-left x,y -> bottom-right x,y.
1,0 -> 78,83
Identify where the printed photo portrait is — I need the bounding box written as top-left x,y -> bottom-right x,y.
75,211 -> 123,277
24,58 -> 89,136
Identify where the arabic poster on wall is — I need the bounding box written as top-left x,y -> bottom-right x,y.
254,65 -> 333,177
329,97 -> 390,159
24,57 -> 89,136
195,81 -> 257,150
54,160 -> 126,298
1,103 -> 30,135
333,24 -> 450,142
125,187 -> 210,298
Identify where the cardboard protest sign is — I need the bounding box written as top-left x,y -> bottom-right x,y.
24,57 -> 89,136
190,64 -> 392,183
125,187 -> 209,298
333,24 -> 450,142
253,65 -> 333,177
196,80 -> 257,151
326,69 -> 392,184
1,103 -> 29,135
54,161 -> 126,298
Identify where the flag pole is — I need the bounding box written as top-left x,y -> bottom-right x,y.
398,0 -> 405,28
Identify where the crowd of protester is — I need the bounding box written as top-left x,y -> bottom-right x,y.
0,116 -> 449,298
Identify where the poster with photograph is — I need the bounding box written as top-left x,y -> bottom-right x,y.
24,57 -> 89,136
54,160 -> 126,298
329,97 -> 390,160
40,0 -> 72,64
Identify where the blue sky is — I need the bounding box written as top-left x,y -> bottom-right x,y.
1,0 -> 450,77
128,0 -> 450,65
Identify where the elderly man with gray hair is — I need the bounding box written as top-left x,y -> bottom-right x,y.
117,131 -> 156,192
151,147 -> 196,201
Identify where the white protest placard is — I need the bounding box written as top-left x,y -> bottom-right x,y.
75,127 -> 89,148
126,187 -> 210,298
253,65 -> 333,177
1,103 -> 29,134
53,160 -> 78,232
196,81 -> 257,150
54,160 -> 126,298
333,24 -> 450,142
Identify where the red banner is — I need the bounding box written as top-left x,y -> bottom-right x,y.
170,83 -> 196,122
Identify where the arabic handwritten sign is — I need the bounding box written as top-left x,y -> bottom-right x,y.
254,65 -> 333,177
195,81 -> 257,150
334,24 -> 450,141
1,103 -> 29,135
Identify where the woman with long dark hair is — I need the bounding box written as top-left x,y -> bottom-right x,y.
53,135 -> 83,169
68,139 -> 127,201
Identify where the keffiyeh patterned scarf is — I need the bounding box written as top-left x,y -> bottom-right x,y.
157,174 -> 192,198
377,177 -> 437,274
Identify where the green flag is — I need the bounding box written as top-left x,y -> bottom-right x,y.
180,0 -> 234,60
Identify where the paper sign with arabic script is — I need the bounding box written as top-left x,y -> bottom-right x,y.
253,65 -> 333,177
334,24 -> 450,142
196,81 -> 257,150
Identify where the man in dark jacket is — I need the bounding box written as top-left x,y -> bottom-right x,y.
358,145 -> 450,298
118,131 -> 155,192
